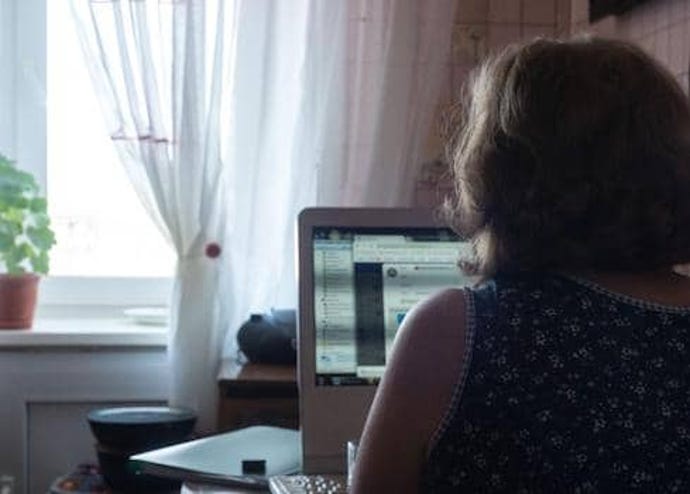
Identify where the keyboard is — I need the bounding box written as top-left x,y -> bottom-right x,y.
268,474 -> 348,494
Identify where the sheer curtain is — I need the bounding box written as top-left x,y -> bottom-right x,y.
319,1 -> 457,207
71,0 -> 455,431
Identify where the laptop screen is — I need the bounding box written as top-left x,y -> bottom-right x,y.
312,226 -> 466,386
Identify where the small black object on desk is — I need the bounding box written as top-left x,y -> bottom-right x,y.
237,309 -> 296,365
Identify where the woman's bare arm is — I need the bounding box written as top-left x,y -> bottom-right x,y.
350,288 -> 468,493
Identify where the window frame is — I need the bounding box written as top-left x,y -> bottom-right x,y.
3,0 -> 173,310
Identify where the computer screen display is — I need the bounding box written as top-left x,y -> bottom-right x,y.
312,226 -> 466,386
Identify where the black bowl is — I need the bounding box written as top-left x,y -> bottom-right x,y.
87,406 -> 197,452
96,444 -> 180,492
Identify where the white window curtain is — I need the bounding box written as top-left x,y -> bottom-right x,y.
70,0 -> 455,432
321,0 -> 457,207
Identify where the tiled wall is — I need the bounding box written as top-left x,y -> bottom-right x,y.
450,0 -> 690,98
416,0 -> 690,208
446,0 -> 568,109
416,0 -> 568,207
587,0 -> 690,91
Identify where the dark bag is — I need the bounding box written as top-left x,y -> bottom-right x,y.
237,309 -> 297,365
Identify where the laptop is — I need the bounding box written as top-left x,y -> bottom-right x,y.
296,207 -> 470,474
130,426 -> 300,489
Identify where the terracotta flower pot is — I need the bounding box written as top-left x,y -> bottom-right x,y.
0,274 -> 39,329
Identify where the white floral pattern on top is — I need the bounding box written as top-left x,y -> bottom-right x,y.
421,273 -> 690,493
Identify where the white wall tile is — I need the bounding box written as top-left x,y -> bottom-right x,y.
654,27 -> 670,65
671,0 -> 686,24
489,24 -> 523,49
488,0 -> 522,23
571,0 -> 589,26
523,24 -> 555,41
452,24 -> 488,64
456,0 -> 488,23
668,22 -> 685,74
523,0 -> 557,24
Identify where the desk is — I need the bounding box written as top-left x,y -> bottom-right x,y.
217,360 -> 299,432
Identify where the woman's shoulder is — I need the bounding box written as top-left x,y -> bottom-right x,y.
383,287 -> 470,438
370,286 -> 471,428
401,287 -> 468,341
384,288 -> 469,388
352,288 -> 471,492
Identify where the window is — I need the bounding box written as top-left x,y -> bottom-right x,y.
3,0 -> 174,308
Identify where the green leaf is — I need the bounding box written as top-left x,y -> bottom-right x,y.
0,154 -> 14,166
0,183 -> 29,202
3,208 -> 26,225
0,153 -> 54,274
33,214 -> 50,229
0,220 -> 21,238
0,232 -> 13,251
18,242 -> 35,259
31,251 -> 49,274
27,226 -> 56,250
29,197 -> 47,213
3,244 -> 25,274
7,196 -> 30,209
0,164 -> 36,196
5,263 -> 26,275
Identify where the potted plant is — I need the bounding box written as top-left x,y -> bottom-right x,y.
0,153 -> 56,329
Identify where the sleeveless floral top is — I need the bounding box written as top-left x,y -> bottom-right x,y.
420,273 -> 690,493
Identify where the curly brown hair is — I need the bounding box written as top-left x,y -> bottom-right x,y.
443,36 -> 690,277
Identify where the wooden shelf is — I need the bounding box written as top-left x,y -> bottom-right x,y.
217,360 -> 299,432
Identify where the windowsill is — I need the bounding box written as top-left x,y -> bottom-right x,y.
0,307 -> 168,348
